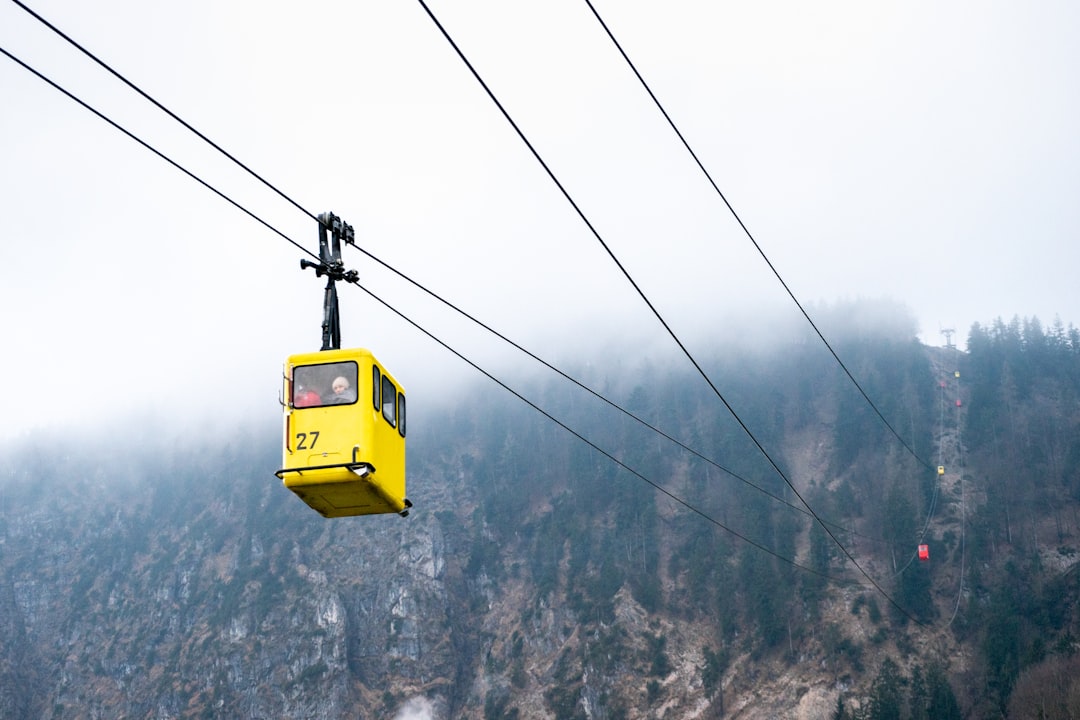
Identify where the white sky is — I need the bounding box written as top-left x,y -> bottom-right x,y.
1,0 -> 1078,438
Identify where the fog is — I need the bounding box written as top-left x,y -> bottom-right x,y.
2,0 -> 1077,439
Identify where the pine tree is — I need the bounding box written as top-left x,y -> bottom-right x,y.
865,658 -> 903,720
925,661 -> 961,720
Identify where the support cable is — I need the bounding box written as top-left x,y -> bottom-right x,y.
353,244 -> 893,544
2,2 -> 889,544
948,362 -> 967,627
13,0 -> 910,551
891,482 -> 939,579
344,276 -> 863,586
1,42 -> 860,589
892,368 -> 949,577
8,0 -> 322,226
4,28 -> 925,621
582,0 -> 935,474
0,45 -> 316,262
414,0 -> 925,625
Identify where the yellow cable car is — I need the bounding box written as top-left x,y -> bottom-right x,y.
275,212 -> 410,518
277,348 -> 409,518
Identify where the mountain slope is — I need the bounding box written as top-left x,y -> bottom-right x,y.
2,317 -> 1079,718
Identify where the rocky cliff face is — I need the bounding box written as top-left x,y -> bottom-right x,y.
0,431 -> 468,719
2,332 -> 1079,719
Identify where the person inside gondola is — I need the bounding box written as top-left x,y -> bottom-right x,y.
294,384 -> 321,408
329,375 -> 356,404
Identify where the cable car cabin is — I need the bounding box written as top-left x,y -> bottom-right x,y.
918,544 -> 930,561
277,348 -> 410,518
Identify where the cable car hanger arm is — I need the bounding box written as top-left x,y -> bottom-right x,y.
300,212 -> 359,351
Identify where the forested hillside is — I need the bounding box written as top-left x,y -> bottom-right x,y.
1,313 -> 1078,719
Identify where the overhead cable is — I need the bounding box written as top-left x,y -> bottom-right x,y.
0,44 -> 316,261
1,42 -> 856,589
413,0 -> 926,626
583,0 -> 935,474
947,363 -> 967,627
354,245 -> 893,545
8,0 -> 321,227
345,277 -> 860,585
13,0 -> 896,547
6,0 -> 886,545
6,14 -> 922,619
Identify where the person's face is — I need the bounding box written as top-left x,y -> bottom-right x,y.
333,380 -> 348,394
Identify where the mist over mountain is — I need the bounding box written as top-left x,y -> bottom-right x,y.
2,308 -> 1079,719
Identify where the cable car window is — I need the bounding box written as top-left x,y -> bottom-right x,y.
381,374 -> 397,427
372,365 -> 381,410
397,393 -> 406,437
292,361 -> 358,408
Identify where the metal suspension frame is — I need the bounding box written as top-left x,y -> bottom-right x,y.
300,212 -> 357,351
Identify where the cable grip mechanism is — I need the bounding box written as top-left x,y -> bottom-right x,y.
301,212 -> 359,350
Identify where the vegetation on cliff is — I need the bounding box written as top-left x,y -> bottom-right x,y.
1,312 -> 1079,718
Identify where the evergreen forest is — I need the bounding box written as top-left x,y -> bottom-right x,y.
1,312 -> 1079,719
